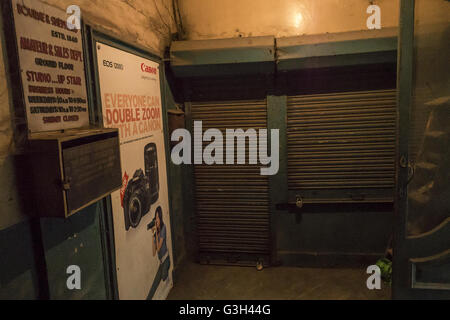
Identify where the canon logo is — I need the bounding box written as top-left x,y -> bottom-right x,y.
141,63 -> 157,74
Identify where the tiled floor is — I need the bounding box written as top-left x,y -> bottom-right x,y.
168,262 -> 391,300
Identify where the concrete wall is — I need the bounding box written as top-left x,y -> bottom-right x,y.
0,48 -> 25,228
40,0 -> 175,55
179,0 -> 399,40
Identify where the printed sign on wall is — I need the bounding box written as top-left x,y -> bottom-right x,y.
96,42 -> 173,300
11,0 -> 89,132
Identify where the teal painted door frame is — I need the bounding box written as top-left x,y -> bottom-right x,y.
392,0 -> 450,299
266,95 -> 288,264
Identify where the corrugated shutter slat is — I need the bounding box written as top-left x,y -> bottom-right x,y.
287,89 -> 397,193
191,99 -> 271,259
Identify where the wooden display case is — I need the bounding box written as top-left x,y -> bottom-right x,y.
27,128 -> 122,218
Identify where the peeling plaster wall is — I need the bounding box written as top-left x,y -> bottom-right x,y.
41,0 -> 175,55
0,42 -> 12,158
0,34 -> 25,229
179,0 -> 399,40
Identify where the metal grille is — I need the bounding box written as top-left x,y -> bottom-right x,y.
287,89 -> 397,194
190,99 -> 270,262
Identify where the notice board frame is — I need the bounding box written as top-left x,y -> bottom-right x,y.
0,0 -> 94,139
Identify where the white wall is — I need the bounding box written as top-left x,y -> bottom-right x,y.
179,0 -> 399,40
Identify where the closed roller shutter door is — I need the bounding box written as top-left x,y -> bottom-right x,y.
287,89 -> 397,203
190,99 -> 271,264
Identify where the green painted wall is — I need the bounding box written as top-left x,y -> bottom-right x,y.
0,202 -> 109,300
276,210 -> 393,266
0,220 -> 39,300
164,75 -> 188,268
40,203 -> 108,300
163,72 -> 197,271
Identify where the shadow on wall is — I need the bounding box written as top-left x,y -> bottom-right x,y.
0,220 -> 39,300
39,203 -> 108,300
0,153 -> 40,299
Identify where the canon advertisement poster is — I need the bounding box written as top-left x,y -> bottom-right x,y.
96,43 -> 173,300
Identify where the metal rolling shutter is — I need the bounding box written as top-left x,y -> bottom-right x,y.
190,99 -> 271,264
287,89 -> 397,202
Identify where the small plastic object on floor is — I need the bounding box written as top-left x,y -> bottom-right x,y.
376,258 -> 392,284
